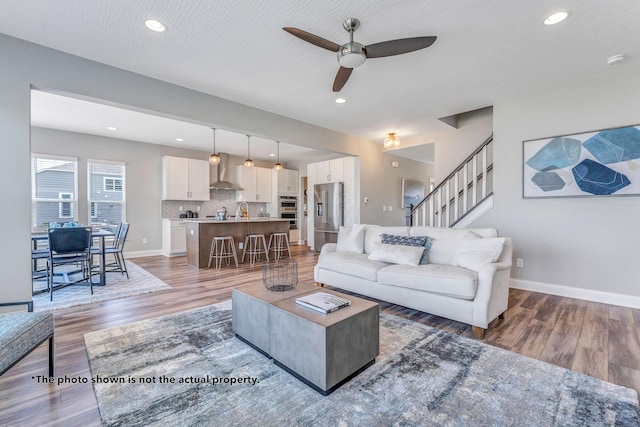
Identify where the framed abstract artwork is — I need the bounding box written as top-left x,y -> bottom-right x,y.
523,124 -> 640,198
401,178 -> 425,208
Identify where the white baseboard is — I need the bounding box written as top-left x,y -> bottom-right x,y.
510,278 -> 640,309
123,249 -> 163,259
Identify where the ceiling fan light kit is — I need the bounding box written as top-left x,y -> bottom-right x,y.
284,18 -> 436,92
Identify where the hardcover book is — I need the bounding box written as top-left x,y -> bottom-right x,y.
295,292 -> 351,314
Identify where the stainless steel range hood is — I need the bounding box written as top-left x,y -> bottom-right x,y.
210,152 -> 244,190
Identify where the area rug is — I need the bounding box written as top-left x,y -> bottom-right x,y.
33,261 -> 171,312
84,301 -> 639,426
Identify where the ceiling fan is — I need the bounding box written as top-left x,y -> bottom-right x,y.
283,18 -> 437,92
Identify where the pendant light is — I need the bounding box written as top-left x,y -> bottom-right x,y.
244,135 -> 254,168
274,141 -> 283,171
383,132 -> 400,148
209,128 -> 220,165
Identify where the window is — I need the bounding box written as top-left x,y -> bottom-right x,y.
31,154 -> 78,228
88,160 -> 126,226
90,202 -> 98,218
104,177 -> 123,192
59,192 -> 73,218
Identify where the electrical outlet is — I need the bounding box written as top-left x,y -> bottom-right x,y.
364,197 -> 369,204
516,258 -> 524,268
196,206 -> 200,212
382,206 -> 387,212
239,242 -> 244,249
142,238 -> 148,245
179,206 -> 183,211
388,206 -> 393,212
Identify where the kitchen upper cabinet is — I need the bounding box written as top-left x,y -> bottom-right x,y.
162,156 -> 210,201
277,168 -> 299,194
315,158 -> 344,184
236,166 -> 272,202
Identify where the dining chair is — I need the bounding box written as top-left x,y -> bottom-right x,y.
47,227 -> 93,301
92,223 -> 130,279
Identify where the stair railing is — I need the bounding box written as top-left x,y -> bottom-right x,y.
406,134 -> 493,227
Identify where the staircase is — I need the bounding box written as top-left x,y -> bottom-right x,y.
406,135 -> 493,228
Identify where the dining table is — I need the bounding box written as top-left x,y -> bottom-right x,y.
31,227 -> 116,293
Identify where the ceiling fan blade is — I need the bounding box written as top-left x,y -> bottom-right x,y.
332,67 -> 353,92
365,36 -> 437,58
283,27 -> 341,52
333,67 -> 353,92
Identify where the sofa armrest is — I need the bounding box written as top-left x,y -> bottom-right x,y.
320,243 -> 337,255
494,261 -> 512,272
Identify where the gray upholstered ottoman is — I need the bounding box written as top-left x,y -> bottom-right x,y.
0,302 -> 54,377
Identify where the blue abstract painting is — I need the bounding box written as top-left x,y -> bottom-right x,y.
523,125 -> 640,198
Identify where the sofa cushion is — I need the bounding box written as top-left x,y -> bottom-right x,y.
317,251 -> 389,282
454,237 -> 506,272
378,264 -> 478,300
363,225 -> 409,254
410,227 -> 481,266
367,242 -> 425,266
336,224 -> 366,254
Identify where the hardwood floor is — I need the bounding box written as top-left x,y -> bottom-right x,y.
1,245 -> 639,426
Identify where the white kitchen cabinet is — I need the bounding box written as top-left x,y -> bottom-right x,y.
315,158 -> 344,184
276,168 -> 299,194
236,166 -> 273,202
162,219 -> 187,257
162,156 -> 210,201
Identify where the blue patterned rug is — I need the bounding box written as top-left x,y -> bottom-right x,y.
84,302 -> 639,426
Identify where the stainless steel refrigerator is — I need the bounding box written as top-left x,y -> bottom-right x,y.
313,182 -> 344,251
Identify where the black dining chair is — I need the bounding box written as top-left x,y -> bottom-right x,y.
47,227 -> 93,301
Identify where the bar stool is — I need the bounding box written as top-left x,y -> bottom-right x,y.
208,236 -> 238,270
268,232 -> 291,261
242,234 -> 269,267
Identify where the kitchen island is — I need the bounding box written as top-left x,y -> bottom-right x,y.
185,218 -> 291,268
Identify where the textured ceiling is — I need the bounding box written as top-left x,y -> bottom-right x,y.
3,0 -> 640,156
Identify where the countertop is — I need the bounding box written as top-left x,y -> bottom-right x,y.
183,217 -> 289,223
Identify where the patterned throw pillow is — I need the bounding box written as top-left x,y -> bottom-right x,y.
380,234 -> 432,265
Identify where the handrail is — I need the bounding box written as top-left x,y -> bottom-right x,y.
407,134 -> 494,227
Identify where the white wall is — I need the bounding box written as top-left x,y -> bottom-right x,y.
473,66 -> 640,303
0,33 -> 431,304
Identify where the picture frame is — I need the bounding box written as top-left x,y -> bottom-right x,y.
401,178 -> 425,208
523,124 -> 640,198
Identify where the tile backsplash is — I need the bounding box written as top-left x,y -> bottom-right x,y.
161,190 -> 267,218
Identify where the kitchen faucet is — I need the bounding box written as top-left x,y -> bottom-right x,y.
237,201 -> 249,220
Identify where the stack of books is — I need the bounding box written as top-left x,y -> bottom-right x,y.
295,292 -> 351,314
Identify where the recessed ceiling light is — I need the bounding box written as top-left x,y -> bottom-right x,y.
269,153 -> 276,157
335,98 -> 347,104
544,11 -> 568,25
145,19 -> 166,32
176,138 -> 183,142
107,126 -> 117,131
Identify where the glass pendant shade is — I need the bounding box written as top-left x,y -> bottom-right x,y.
209,128 -> 220,165
383,132 -> 400,148
274,141 -> 283,171
244,135 -> 254,168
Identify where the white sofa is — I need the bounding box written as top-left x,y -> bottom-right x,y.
313,225 -> 513,338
